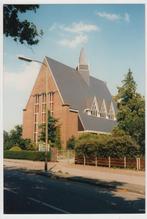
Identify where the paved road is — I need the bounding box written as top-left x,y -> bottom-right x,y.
4,167 -> 145,214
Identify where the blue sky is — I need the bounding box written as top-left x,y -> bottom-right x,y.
4,4 -> 145,131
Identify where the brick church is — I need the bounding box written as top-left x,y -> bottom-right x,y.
22,48 -> 117,148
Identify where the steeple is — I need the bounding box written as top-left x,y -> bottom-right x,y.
79,48 -> 88,65
78,48 -> 90,85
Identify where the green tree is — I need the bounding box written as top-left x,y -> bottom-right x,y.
115,69 -> 145,155
67,135 -> 76,150
39,112 -> 61,148
3,125 -> 31,150
75,133 -> 100,156
4,4 -> 43,45
4,130 -> 10,150
9,125 -> 22,142
54,126 -> 61,149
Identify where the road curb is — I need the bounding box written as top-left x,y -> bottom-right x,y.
35,171 -> 145,195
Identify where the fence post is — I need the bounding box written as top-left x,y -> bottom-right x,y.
83,155 -> 86,166
136,158 -> 139,170
138,158 -> 140,170
95,157 -> 98,166
124,157 -> 126,168
108,156 -> 111,168
57,149 -> 59,161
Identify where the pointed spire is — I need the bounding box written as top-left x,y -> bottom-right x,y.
128,68 -> 132,73
79,48 -> 88,66
77,48 -> 90,85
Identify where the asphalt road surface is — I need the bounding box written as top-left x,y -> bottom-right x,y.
4,167 -> 145,214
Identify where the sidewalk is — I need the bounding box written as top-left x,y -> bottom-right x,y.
4,159 -> 145,194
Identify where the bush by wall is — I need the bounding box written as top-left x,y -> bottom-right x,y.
75,133 -> 139,158
9,146 -> 22,151
4,150 -> 51,161
104,135 -> 139,158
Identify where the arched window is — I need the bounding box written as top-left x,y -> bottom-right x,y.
100,99 -> 107,118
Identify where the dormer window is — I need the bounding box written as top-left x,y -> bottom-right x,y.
100,99 -> 107,118
108,102 -> 116,120
84,108 -> 91,115
91,96 -> 100,117
85,98 -> 116,120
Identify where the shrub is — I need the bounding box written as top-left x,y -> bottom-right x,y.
9,146 -> 22,151
75,133 -> 98,156
26,142 -> 37,151
105,135 -> 139,158
75,133 -> 139,158
4,150 -> 51,161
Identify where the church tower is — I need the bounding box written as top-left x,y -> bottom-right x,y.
77,48 -> 90,85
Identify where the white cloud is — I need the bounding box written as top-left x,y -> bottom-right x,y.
50,22 -> 99,49
96,12 -> 121,21
49,22 -> 100,48
58,34 -> 88,48
4,62 -> 40,131
62,22 -> 99,33
50,22 -> 99,33
96,12 -> 130,22
4,62 -> 40,93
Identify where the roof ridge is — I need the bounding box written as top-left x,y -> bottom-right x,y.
45,56 -> 76,72
46,56 -> 106,85
90,75 -> 105,83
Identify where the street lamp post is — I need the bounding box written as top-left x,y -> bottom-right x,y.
45,60 -> 48,171
18,56 -> 48,172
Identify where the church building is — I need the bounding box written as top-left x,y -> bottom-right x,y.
22,48 -> 117,148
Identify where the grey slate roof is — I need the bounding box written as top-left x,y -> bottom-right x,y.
46,56 -> 117,133
80,113 -> 117,132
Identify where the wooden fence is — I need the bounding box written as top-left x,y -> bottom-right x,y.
75,155 -> 145,171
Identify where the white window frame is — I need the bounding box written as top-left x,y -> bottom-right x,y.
100,99 -> 108,118
33,95 -> 39,143
49,92 -> 54,116
91,96 -> 100,117
108,101 -> 116,120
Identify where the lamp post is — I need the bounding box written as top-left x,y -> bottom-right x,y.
18,56 -> 49,171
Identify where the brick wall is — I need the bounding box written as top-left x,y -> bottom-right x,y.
23,59 -> 78,148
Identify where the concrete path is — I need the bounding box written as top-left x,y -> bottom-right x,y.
4,159 -> 145,187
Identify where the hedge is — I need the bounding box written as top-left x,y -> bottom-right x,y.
4,150 -> 51,161
75,133 -> 139,158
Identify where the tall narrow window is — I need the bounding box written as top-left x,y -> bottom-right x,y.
42,104 -> 46,113
34,105 -> 39,113
49,92 -> 54,116
33,94 -> 39,143
42,93 -> 46,103
41,93 -> 46,124
42,113 -> 46,124
35,94 -> 39,104
100,99 -> 107,118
